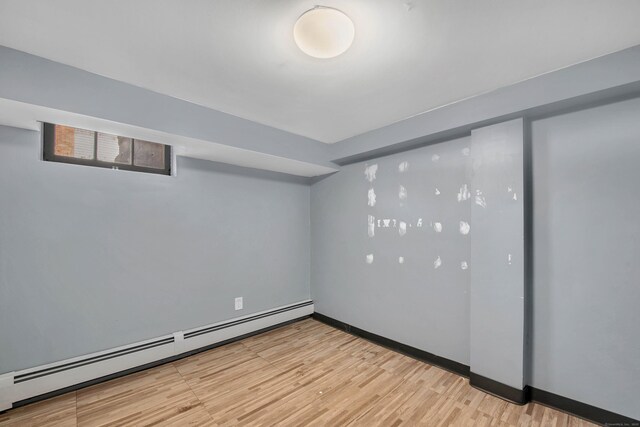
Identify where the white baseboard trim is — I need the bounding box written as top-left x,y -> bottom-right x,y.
0,373 -> 13,411
0,300 -> 313,411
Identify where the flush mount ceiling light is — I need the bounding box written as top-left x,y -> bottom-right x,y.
294,6 -> 355,59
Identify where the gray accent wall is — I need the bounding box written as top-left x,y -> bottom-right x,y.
531,98 -> 640,420
311,136 -> 472,365
0,125 -> 311,373
469,119 -> 525,389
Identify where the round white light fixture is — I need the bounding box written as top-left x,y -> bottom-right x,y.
294,6 -> 355,59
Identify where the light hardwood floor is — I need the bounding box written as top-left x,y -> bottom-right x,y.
0,318 -> 596,426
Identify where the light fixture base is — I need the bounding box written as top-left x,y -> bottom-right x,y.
294,6 -> 355,59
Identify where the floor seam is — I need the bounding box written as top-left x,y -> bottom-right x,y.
342,369 -> 415,426
171,362 -> 217,425
0,320 -> 597,427
74,391 -> 79,427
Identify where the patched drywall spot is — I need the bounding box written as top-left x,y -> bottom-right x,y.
368,215 -> 375,237
459,221 -> 470,235
398,161 -> 409,173
435,188 -> 441,196
398,256 -> 405,264
366,254 -> 374,264
433,222 -> 442,233
432,154 -> 440,162
399,185 -> 407,201
434,256 -> 442,269
364,164 -> 378,182
402,0 -> 415,11
457,184 -> 470,202
508,253 -> 512,265
367,188 -> 377,207
461,261 -> 469,270
416,218 -> 423,227
507,186 -> 519,201
399,221 -> 407,236
462,147 -> 470,156
475,189 -> 487,208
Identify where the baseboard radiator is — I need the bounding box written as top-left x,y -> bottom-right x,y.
0,300 -> 313,411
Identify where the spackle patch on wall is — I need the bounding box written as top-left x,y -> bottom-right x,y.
508,254 -> 512,265
403,0 -> 415,11
434,256 -> 442,269
457,184 -> 470,202
399,185 -> 408,201
368,215 -> 375,237
459,221 -> 470,235
367,188 -> 377,207
475,189 -> 487,208
399,221 -> 407,236
364,164 -> 378,182
356,140 -> 472,268
508,186 -> 518,200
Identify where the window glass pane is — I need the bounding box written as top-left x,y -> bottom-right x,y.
97,133 -> 132,164
45,124 -> 170,175
54,125 -> 95,160
133,139 -> 165,169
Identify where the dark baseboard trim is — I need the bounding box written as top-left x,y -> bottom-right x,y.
312,312 -> 639,426
9,312 -> 639,426
11,315 -> 310,410
469,372 -> 529,405
312,312 -> 470,378
530,387 -> 639,426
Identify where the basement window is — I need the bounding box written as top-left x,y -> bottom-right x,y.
42,123 -> 171,175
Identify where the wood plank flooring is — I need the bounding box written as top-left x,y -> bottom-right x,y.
0,319 -> 596,426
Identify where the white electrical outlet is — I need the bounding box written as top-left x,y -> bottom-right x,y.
234,297 -> 243,311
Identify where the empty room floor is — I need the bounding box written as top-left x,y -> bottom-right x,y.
0,319 -> 594,427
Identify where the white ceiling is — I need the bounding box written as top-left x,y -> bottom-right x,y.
1,1 -> 640,144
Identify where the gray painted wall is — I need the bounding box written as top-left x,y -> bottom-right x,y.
2,93 -> 639,421
331,45 -> 640,163
469,119 -> 525,389
0,125 -> 311,373
0,45 -> 333,169
532,98 -> 640,419
311,136 -> 471,365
